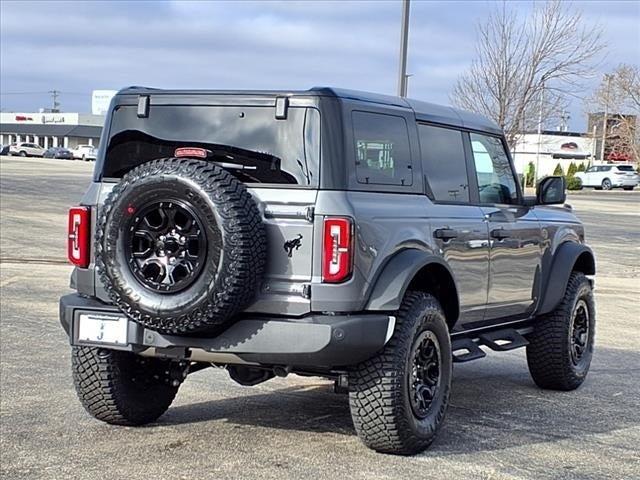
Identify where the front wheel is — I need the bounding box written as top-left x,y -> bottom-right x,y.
19,151 -> 26,157
348,292 -> 452,455
72,347 -> 184,425
526,272 -> 595,390
601,178 -> 612,190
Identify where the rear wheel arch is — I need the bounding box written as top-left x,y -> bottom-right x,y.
365,250 -> 459,330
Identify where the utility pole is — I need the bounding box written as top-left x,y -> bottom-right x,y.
49,90 -> 60,112
600,74 -> 613,162
397,0 -> 411,97
535,83 -> 545,181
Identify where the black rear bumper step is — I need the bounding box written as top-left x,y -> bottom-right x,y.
452,328 -> 529,363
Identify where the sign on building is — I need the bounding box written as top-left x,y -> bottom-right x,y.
91,90 -> 117,115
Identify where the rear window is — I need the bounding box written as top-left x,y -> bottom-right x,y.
616,165 -> 635,172
101,105 -> 320,186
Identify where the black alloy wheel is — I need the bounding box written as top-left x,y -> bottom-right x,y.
409,330 -> 442,419
125,200 -> 207,294
569,299 -> 590,366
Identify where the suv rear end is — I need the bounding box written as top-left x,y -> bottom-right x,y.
61,87 -> 394,370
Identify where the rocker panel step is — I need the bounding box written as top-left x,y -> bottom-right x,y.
452,338 -> 487,363
478,329 -> 529,351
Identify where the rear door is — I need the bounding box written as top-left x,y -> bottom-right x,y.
418,124 -> 490,324
96,99 -> 322,316
468,132 -> 542,320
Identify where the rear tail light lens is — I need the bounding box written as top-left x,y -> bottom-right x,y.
68,206 -> 90,267
322,217 -> 353,283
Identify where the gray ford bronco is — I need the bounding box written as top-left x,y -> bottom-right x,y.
60,87 -> 596,455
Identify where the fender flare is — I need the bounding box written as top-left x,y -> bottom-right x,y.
365,249 -> 459,315
538,242 -> 596,315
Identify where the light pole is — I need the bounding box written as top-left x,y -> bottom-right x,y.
600,74 -> 613,162
397,0 -> 411,97
535,83 -> 545,181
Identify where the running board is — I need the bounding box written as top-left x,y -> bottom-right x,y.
452,328 -> 529,363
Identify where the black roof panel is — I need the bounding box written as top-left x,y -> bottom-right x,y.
115,86 -> 502,135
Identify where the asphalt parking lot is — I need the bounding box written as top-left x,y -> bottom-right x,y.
1,156 -> 639,480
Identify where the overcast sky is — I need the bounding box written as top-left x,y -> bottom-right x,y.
1,0 -> 638,130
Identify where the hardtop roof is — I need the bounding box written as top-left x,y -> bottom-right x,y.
116,86 -> 502,135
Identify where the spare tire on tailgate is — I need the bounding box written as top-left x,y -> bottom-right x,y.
95,158 -> 266,335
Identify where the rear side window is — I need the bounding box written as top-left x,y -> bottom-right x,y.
352,111 -> 412,186
418,124 -> 469,202
616,165 -> 634,172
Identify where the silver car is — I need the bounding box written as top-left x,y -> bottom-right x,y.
9,142 -> 45,157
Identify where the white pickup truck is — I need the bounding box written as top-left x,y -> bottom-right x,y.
71,144 -> 97,161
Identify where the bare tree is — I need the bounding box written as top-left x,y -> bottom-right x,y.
588,65 -> 640,164
451,0 -> 605,147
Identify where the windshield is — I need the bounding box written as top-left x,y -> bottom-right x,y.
101,105 -> 320,186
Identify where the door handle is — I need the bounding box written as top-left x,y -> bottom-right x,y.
490,228 -> 511,240
434,228 -> 458,241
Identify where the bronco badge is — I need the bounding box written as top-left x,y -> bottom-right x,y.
284,234 -> 303,258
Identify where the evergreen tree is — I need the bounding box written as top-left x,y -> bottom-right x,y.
553,163 -> 564,176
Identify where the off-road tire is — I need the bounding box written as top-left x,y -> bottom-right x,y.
348,292 -> 452,455
96,157 -> 266,335
71,346 -> 180,425
526,272 -> 595,390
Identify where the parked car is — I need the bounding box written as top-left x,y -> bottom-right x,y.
60,87 -> 596,456
43,147 -> 74,160
71,144 -> 97,161
575,164 -> 639,190
0,144 -> 10,155
9,142 -> 45,157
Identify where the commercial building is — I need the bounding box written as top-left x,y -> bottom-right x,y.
512,130 -> 595,177
0,112 -> 104,150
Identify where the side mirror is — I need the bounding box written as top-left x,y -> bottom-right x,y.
536,176 -> 566,205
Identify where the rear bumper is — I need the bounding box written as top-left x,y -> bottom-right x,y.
612,177 -> 639,186
59,293 -> 394,368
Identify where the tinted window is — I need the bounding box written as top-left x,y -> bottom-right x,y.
586,167 -> 596,173
102,105 -> 319,186
600,166 -> 612,172
418,124 -> 469,202
352,111 -> 412,186
617,165 -> 634,172
470,133 -> 519,204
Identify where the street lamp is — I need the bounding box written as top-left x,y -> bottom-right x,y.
397,0 -> 411,97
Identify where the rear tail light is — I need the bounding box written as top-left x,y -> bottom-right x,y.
322,217 -> 353,283
68,206 -> 90,267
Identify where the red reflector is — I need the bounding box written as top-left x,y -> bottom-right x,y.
68,206 -> 90,268
175,147 -> 208,159
322,217 -> 353,283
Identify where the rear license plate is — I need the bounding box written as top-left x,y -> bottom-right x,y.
77,313 -> 128,345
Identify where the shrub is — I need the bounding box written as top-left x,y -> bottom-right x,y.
567,162 -> 577,177
525,161 -> 536,187
576,163 -> 586,172
553,163 -> 564,176
566,176 -> 582,190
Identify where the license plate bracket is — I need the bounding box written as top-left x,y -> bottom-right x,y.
76,313 -> 128,346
